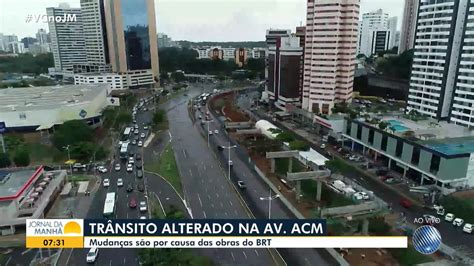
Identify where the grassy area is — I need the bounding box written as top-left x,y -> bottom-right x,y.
150,194 -> 166,219
145,143 -> 182,196
300,179 -> 354,208
25,143 -> 66,164
440,196 -> 474,222
69,175 -> 91,182
389,246 -> 433,265
275,158 -> 306,175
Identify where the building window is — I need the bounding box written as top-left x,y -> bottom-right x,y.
430,155 -> 440,174
346,121 -> 351,135
381,135 -> 388,151
357,124 -> 362,139
412,147 -> 420,165
395,140 -> 403,157
19,113 -> 26,120
368,129 -> 374,145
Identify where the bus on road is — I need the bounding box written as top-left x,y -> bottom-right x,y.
103,192 -> 117,218
120,142 -> 129,160
122,127 -> 132,141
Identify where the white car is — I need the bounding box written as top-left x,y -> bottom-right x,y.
445,213 -> 455,222
117,178 -> 124,187
129,158 -> 135,165
140,216 -> 147,220
320,144 -> 326,149
134,129 -> 139,135
97,166 -> 107,173
126,164 -> 133,172
433,204 -> 445,215
139,201 -> 147,212
208,130 -> 213,135
144,126 -> 149,130
103,178 -> 110,188
140,133 -> 146,139
463,223 -> 473,234
86,247 -> 99,263
214,129 -> 219,134
138,141 -> 143,147
453,218 -> 464,227
353,191 -> 369,200
114,163 -> 121,171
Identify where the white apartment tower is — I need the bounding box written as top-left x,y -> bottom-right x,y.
387,16 -> 398,50
407,0 -> 469,120
451,0 -> 474,127
399,0 -> 419,54
358,9 -> 389,56
47,5 -> 86,73
80,0 -> 109,67
302,0 -> 360,115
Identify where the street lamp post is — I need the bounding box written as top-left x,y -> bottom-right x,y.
63,145 -> 72,174
221,142 -> 236,180
260,188 -> 280,219
203,120 -> 214,147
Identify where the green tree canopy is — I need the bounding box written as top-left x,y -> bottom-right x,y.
0,53 -> 54,74
171,71 -> 186,82
13,148 -> 30,166
0,153 -> 11,168
53,120 -> 94,150
289,140 -> 310,151
153,110 -> 166,125
276,131 -> 295,143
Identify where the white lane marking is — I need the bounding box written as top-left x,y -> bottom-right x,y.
21,249 -> 33,255
207,194 -> 211,200
220,202 -> 224,208
242,251 -> 247,259
224,212 -> 228,217
229,201 -> 233,206
254,250 -> 259,257
203,165 -> 207,171
5,256 -> 11,266
234,210 -> 238,215
304,258 -> 310,265
197,194 -> 203,207
182,150 -> 187,158
230,251 -> 236,261
203,210 -> 207,218
210,203 -> 214,208
221,185 -> 224,190
109,260 -> 112,266
216,193 -> 219,198
201,179 -> 204,184
123,258 -> 126,265
126,213 -> 129,219
189,169 -> 193,176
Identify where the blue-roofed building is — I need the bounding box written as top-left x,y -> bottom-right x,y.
342,116 -> 474,189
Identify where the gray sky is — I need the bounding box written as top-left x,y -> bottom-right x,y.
0,0 -> 404,41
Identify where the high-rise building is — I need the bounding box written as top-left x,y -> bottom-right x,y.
387,16 -> 398,50
358,9 -> 389,56
399,0 -> 419,54
47,4 -> 86,73
251,48 -> 266,59
267,36 -> 303,109
20,37 -> 37,49
302,0 -> 360,115
265,29 -> 291,47
296,26 -> 306,102
234,48 -> 248,67
36,29 -> 50,45
222,47 -> 236,61
370,30 -> 390,55
80,0 -> 109,68
8,42 -> 25,54
407,0 -> 469,120
104,0 -> 159,85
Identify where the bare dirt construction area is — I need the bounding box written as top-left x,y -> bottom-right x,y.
211,93 -> 250,122
452,189 -> 474,201
343,249 -> 398,266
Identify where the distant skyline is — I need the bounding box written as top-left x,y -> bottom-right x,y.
0,0 -> 404,42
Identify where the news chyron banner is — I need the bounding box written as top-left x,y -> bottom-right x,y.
26,219 -> 407,249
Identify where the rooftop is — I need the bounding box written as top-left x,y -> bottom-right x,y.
0,84 -> 109,113
0,169 -> 39,200
363,116 -> 474,155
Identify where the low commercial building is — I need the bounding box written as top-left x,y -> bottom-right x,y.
0,84 -> 113,132
74,70 -> 155,90
0,167 -> 67,235
342,116 -> 474,188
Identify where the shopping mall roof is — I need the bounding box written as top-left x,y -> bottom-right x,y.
0,167 -> 43,201
0,84 -> 109,113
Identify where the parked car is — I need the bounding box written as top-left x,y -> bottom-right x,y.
139,201 -> 147,212
399,198 -> 412,209
97,166 -> 108,173
126,164 -> 133,172
237,181 -> 246,189
463,223 -> 473,234
115,163 -> 121,171
129,197 -> 137,208
126,183 -> 133,192
433,204 -> 445,216
453,218 -> 464,227
117,178 -> 124,187
86,248 -> 99,263
422,214 -> 437,226
445,213 -> 455,222
103,178 -> 110,188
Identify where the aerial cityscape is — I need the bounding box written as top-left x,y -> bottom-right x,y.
1,0 -> 474,265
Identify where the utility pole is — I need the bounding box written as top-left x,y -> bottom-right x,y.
203,120 -> 214,147
221,142 -> 236,180
260,187 -> 280,219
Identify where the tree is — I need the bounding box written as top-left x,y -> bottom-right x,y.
0,153 -> 11,168
53,120 -> 94,150
276,131 -> 295,142
13,148 -> 30,166
378,121 -> 389,131
171,71 -> 186,82
153,110 -> 166,125
160,72 -> 169,81
116,112 -> 132,126
289,140 -> 310,151
70,142 -> 95,161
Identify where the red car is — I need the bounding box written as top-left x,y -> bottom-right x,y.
129,197 -> 137,208
399,198 -> 412,209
